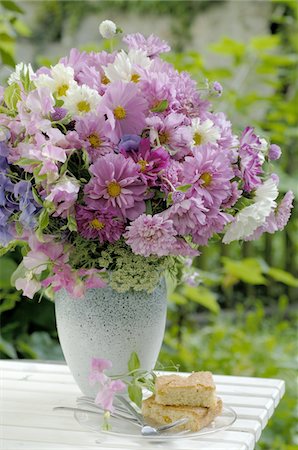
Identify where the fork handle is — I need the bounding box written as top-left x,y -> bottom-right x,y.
115,395 -> 145,426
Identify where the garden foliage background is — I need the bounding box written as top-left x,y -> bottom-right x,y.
0,1 -> 297,449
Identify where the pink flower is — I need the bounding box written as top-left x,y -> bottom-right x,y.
45,177 -> 80,218
183,145 -> 234,208
42,263 -> 85,297
15,276 -> 41,299
124,214 -> 177,257
89,357 -> 112,385
95,379 -> 126,412
268,144 -> 281,161
123,33 -> 171,58
121,138 -> 170,186
193,210 -> 233,246
75,113 -> 114,162
76,203 -> 125,243
161,197 -> 208,236
85,153 -> 146,220
98,81 -> 148,142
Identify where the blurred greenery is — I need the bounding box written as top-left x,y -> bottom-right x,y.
0,1 -> 297,449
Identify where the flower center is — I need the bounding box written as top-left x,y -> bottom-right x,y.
107,181 -> 122,197
90,218 -> 105,230
131,73 -> 140,83
77,100 -> 91,113
113,105 -> 126,120
88,133 -> 102,148
138,159 -> 148,172
159,132 -> 169,145
193,132 -> 202,146
57,84 -> 69,97
200,172 -> 212,187
101,75 -> 110,85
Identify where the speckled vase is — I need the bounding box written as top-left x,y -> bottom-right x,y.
55,279 -> 167,397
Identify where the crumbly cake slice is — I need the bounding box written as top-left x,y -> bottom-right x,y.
142,395 -> 223,432
155,372 -> 217,407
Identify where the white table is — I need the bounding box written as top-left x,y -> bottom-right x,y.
0,360 -> 285,450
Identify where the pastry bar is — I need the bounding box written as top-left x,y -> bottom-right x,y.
142,395 -> 223,432
155,371 -> 217,408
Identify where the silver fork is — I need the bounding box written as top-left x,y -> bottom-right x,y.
115,395 -> 189,436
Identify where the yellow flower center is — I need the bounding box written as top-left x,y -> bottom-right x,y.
131,73 -> 140,83
193,132 -> 202,146
90,218 -> 105,230
88,133 -> 102,149
113,105 -> 126,120
56,84 -> 69,97
200,172 -> 212,187
101,75 -> 110,85
159,132 -> 169,145
77,100 -> 91,113
138,159 -> 148,172
107,181 -> 122,197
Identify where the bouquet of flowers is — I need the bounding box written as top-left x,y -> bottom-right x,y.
0,20 -> 293,299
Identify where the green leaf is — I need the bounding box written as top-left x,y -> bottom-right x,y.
32,187 -> 43,206
67,215 -> 77,232
0,47 -> 15,67
1,0 -> 24,13
128,383 -> 142,408
0,336 -> 17,359
176,184 -> 192,193
222,257 -> 267,285
15,221 -> 23,236
268,267 -> 298,287
169,292 -> 187,305
10,261 -> 26,287
150,99 -> 168,113
184,286 -> 220,313
145,200 -> 152,215
11,18 -> 31,37
38,209 -> 49,230
4,82 -> 21,109
128,351 -> 140,372
0,256 -> 17,289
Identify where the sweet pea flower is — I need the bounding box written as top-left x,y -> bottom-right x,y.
45,177 -> 80,218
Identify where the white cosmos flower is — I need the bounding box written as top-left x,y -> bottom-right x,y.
63,84 -> 101,116
191,118 -> 220,147
34,63 -> 76,98
99,20 -> 117,39
223,178 -> 278,244
104,49 -> 151,83
8,62 -> 34,85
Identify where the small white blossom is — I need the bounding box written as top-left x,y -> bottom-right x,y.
34,63 -> 76,98
8,62 -> 34,85
223,178 -> 278,244
191,118 -> 220,148
104,49 -> 151,83
63,84 -> 102,117
99,20 -> 117,39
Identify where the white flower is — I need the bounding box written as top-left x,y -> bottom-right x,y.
63,84 -> 101,116
104,49 -> 151,83
99,20 -> 117,39
34,63 -> 76,98
223,178 -> 278,244
191,118 -> 220,147
8,62 -> 34,85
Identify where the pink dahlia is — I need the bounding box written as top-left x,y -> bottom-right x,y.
123,33 -> 170,58
75,113 -> 114,162
121,137 -> 170,186
76,203 -> 124,243
192,210 -> 233,246
161,197 -> 208,236
183,145 -> 234,208
98,81 -> 148,142
84,153 -> 146,220
124,214 -> 177,257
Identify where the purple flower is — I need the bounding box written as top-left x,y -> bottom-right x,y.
51,107 -> 67,121
268,144 -> 281,161
239,143 -> 263,192
98,81 -> 148,142
192,210 -> 233,246
118,134 -> 141,152
76,203 -> 125,243
212,81 -> 223,97
84,153 -> 146,220
124,214 -> 177,257
123,33 -> 171,58
45,177 -> 80,218
121,138 -> 170,186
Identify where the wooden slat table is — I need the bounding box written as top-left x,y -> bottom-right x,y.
0,360 -> 285,450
